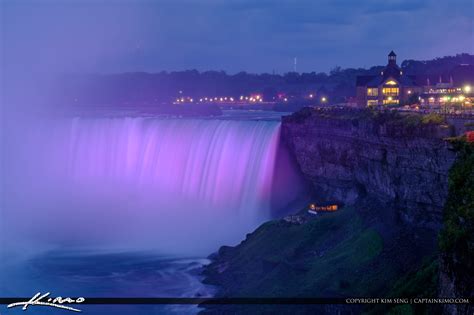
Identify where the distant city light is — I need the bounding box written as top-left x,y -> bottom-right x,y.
464,85 -> 472,93
309,94 -> 314,98
283,98 -> 288,102
407,90 -> 412,94
321,97 -> 327,102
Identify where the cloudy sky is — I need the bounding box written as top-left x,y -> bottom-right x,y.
2,0 -> 473,75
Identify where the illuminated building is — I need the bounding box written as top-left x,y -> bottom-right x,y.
356,51 -> 474,109
417,65 -> 474,108
356,51 -> 420,107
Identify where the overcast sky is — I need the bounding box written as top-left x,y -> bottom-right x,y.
2,0 -> 473,75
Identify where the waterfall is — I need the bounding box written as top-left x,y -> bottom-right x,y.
3,117 -> 302,255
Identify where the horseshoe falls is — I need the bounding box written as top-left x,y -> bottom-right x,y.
2,117 -> 304,255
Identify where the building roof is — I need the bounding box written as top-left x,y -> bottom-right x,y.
415,65 -> 474,86
356,52 -> 473,88
399,75 -> 417,86
356,75 -> 376,86
366,76 -> 384,87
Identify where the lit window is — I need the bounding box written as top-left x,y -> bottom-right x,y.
385,80 -> 398,86
382,87 -> 399,96
367,100 -> 378,106
367,88 -> 378,96
383,99 -> 399,105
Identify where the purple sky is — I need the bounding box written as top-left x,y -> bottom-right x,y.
1,0 -> 474,75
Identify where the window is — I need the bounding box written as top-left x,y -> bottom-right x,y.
367,100 -> 378,106
382,87 -> 399,96
385,80 -> 398,86
367,88 -> 378,97
383,99 -> 399,105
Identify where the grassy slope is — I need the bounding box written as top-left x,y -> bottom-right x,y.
205,207 -> 391,298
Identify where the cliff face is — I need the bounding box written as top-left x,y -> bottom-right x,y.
281,108 -> 457,229
202,109 -> 469,315
438,140 -> 474,315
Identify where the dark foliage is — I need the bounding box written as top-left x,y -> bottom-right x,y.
439,138 -> 474,264
56,54 -> 473,106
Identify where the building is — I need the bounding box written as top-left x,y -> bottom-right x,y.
417,64 -> 474,109
356,51 -> 474,109
356,51 -> 421,107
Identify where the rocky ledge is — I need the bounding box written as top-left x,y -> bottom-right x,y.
281,107 -> 457,230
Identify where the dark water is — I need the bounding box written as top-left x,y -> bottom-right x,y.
1,251 -> 215,315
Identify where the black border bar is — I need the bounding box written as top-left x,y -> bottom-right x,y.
1,298 -> 472,305
0,298 -> 345,305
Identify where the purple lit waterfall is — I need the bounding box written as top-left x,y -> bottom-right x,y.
3,117 -> 302,255
67,118 -> 279,212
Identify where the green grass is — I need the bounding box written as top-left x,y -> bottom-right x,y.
364,258 -> 438,315
208,207 -> 388,297
298,107 -> 447,130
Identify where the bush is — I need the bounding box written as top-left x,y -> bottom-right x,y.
421,113 -> 445,125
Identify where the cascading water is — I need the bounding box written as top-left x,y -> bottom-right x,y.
2,116 -> 302,255
1,114 -> 306,314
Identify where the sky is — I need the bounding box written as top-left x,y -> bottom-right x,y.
1,0 -> 474,75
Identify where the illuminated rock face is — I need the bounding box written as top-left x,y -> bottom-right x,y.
4,117 -> 304,254
281,108 -> 456,229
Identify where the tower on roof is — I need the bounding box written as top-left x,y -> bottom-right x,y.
388,51 -> 397,64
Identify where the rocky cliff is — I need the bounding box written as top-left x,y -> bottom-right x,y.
202,108 -> 470,315
438,139 -> 473,315
281,108 -> 457,230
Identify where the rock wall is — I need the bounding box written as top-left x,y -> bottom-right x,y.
281,108 -> 457,229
